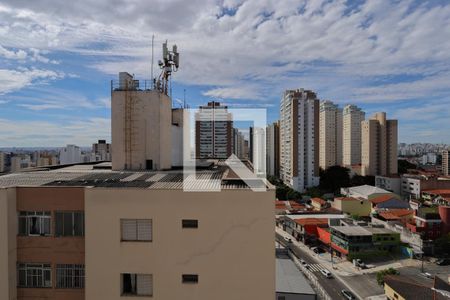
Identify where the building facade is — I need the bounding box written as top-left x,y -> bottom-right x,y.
111,72 -> 172,171
195,102 -> 233,159
442,150 -> 449,176
266,121 -> 280,177
0,152 -> 5,173
232,128 -> 246,160
59,145 -> 82,165
319,101 -> 342,170
280,89 -> 320,192
342,105 -> 365,167
361,112 -> 398,176
0,165 -> 275,300
92,140 -> 111,161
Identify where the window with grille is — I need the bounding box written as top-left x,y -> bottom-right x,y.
18,211 -> 51,236
56,264 -> 85,289
182,219 -> 198,228
182,274 -> 198,283
121,219 -> 152,241
17,263 -> 52,288
121,273 -> 153,296
55,211 -> 84,237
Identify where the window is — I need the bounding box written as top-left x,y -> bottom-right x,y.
56,264 -> 84,289
121,274 -> 153,296
18,211 -> 51,236
55,211 -> 84,237
277,297 -> 286,300
182,219 -> 198,229
17,263 -> 52,288
121,219 -> 152,241
182,274 -> 198,283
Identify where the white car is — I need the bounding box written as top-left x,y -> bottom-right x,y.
421,272 -> 433,279
320,269 -> 333,278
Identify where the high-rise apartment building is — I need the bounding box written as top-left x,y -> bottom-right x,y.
319,101 -> 342,170
232,128 -> 246,159
342,104 -> 365,167
361,112 -> 398,176
266,121 -> 280,177
0,163 -> 275,300
92,140 -> 111,161
195,101 -> 233,159
442,150 -> 449,176
111,72 -> 172,171
0,152 -> 5,173
59,145 -> 82,165
280,89 -> 320,192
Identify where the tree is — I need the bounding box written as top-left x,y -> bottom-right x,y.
319,166 -> 351,193
398,159 -> 417,174
376,268 -> 399,286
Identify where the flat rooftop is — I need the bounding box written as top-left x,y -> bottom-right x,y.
276,254 -> 315,296
0,162 -> 272,190
331,225 -> 372,236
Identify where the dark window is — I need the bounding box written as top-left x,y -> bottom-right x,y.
17,263 -> 52,288
121,273 -> 152,296
182,274 -> 198,283
55,212 -> 84,237
18,211 -> 51,236
182,219 -> 198,228
56,264 -> 84,289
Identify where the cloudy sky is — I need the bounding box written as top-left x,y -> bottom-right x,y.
1,0 -> 450,147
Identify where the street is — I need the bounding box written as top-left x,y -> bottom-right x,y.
276,232 -> 358,300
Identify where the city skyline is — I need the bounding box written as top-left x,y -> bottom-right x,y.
1,0 -> 450,147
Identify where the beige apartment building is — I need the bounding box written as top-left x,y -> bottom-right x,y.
0,163 -> 275,300
0,152 -> 5,173
111,72 -> 172,171
342,104 -> 365,167
280,89 -> 320,192
442,150 -> 449,176
361,112 -> 398,176
319,100 -> 342,170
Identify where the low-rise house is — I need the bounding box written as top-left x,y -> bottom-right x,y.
332,197 -> 372,217
311,197 -> 329,211
422,189 -> 450,206
406,207 -> 449,240
384,275 -> 450,300
370,195 -> 411,211
376,209 -> 414,223
327,225 -> 400,260
341,185 -> 395,200
293,218 -> 329,244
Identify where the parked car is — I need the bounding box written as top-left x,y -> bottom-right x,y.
320,269 -> 333,278
341,289 -> 356,300
312,247 -> 324,254
356,259 -> 366,269
284,236 -> 292,243
436,258 -> 450,266
420,272 -> 433,279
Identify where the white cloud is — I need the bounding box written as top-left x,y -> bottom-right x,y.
0,68 -> 64,94
0,45 -> 27,60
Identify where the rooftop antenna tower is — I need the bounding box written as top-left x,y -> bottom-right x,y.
156,40 -> 179,96
151,34 -> 154,84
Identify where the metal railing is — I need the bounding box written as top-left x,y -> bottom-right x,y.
287,249 -> 332,300
111,79 -> 154,92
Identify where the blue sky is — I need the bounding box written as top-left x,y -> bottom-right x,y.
1,0 -> 450,147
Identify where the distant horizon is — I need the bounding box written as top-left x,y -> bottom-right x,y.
1,1 -> 450,146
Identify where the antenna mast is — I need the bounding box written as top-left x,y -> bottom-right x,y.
151,34 -> 154,85
156,40 -> 180,95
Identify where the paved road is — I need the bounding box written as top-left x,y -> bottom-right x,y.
276,232 -> 355,300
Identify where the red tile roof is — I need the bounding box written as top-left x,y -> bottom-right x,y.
311,198 -> 327,205
294,218 -> 329,226
370,194 -> 395,204
423,189 -> 450,198
378,209 -> 414,220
